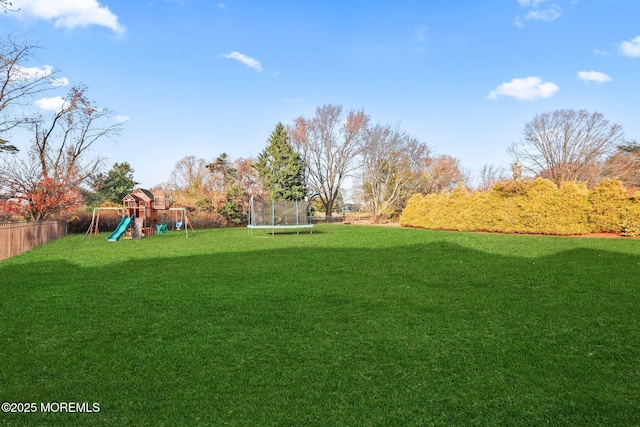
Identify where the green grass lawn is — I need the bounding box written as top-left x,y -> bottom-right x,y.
1,225 -> 640,426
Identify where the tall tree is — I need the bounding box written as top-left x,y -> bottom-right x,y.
1,35 -> 59,136
509,109 -> 624,186
206,152 -> 236,192
86,162 -> 138,206
360,123 -> 430,221
256,122 -> 307,201
234,157 -> 267,201
603,141 -> 640,188
1,85 -> 124,220
168,155 -> 210,194
417,154 -> 467,194
290,105 -> 369,218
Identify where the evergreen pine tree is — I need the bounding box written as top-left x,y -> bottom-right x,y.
256,122 -> 307,201
85,162 -> 139,206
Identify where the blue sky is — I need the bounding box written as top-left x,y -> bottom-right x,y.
2,0 -> 639,188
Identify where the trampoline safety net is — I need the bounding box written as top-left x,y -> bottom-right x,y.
248,199 -> 313,231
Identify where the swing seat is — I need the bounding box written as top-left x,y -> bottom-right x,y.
155,224 -> 168,234
175,221 -> 183,230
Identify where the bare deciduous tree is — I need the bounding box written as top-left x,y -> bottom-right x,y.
30,85 -> 123,185
1,85 -> 125,220
168,155 -> 210,194
1,35 -> 59,138
477,164 -> 505,192
289,104 -> 369,219
509,109 -> 625,186
360,123 -> 430,221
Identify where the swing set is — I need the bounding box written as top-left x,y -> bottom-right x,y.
84,206 -> 194,240
84,188 -> 195,240
157,207 -> 195,237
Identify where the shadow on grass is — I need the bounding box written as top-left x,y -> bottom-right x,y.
1,240 -> 639,426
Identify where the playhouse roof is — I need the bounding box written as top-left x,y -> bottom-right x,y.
123,188 -> 155,203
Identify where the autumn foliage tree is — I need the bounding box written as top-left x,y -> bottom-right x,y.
417,154 -> 467,194
0,85 -> 124,220
603,141 -> 640,189
216,157 -> 266,224
13,177 -> 83,221
163,153 -> 266,225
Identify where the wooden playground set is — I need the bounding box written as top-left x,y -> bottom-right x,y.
84,188 -> 194,241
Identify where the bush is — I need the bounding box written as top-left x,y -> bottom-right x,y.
621,191 -> 640,237
588,178 -> 627,233
400,178 -> 635,236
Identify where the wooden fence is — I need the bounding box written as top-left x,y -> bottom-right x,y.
0,221 -> 68,261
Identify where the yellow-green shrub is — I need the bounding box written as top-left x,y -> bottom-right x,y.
399,178 -> 635,236
550,181 -> 591,235
621,191 -> 640,237
588,178 -> 627,233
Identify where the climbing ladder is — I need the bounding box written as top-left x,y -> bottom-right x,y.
133,217 -> 144,240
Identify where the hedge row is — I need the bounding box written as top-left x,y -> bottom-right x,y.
400,178 -> 640,236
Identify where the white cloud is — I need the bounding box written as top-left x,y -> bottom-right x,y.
12,0 -> 125,35
12,64 -> 54,81
593,47 -> 608,56
11,65 -> 69,88
619,35 -> 640,58
524,5 -> 561,22
517,0 -> 551,6
487,76 -> 559,101
515,0 -> 561,27
221,51 -> 263,72
115,115 -> 130,123
34,96 -> 66,112
577,70 -> 612,84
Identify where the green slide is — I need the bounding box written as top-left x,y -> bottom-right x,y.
107,215 -> 134,242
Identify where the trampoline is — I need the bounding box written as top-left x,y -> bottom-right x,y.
247,198 -> 314,236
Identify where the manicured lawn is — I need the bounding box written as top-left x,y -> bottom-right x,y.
1,225 -> 639,426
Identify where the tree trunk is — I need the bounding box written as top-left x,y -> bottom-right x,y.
325,199 -> 333,221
